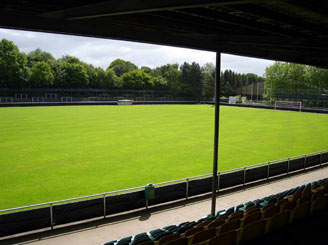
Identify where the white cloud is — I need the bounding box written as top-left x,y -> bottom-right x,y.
0,28 -> 274,75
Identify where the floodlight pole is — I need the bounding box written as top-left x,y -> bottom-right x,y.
211,51 -> 221,217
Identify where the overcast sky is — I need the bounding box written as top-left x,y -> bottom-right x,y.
0,28 -> 274,76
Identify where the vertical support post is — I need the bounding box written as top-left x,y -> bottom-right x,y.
146,199 -> 148,209
243,167 -> 247,189
211,51 -> 221,217
304,155 -> 307,171
103,194 -> 106,219
217,172 -> 221,193
287,158 -> 290,175
270,81 -> 272,104
186,178 -> 189,200
267,162 -> 270,181
50,204 -> 54,230
251,83 -> 253,102
320,151 -> 322,167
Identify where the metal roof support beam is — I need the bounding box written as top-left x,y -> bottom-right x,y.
211,51 -> 221,217
40,0 -> 262,20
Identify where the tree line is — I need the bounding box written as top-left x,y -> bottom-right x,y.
265,62 -> 328,102
0,38 -> 264,99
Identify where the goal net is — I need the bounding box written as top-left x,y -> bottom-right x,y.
32,97 -> 45,103
61,97 -> 73,102
274,101 -> 302,111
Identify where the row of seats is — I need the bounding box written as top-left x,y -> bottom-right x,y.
103,177 -> 328,245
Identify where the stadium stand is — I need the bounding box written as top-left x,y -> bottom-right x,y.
102,177 -> 328,245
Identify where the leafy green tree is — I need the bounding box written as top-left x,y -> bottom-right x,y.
245,73 -> 258,85
180,62 -> 203,99
141,66 -> 152,74
27,49 -> 55,68
84,64 -> 98,88
121,69 -> 153,89
62,62 -> 89,88
153,76 -> 168,90
306,66 -> 328,91
265,62 -> 307,99
106,68 -> 121,88
30,61 -> 54,88
201,63 -> 215,99
51,59 -> 66,88
59,55 -> 82,64
0,39 -> 29,88
152,64 -> 181,94
107,59 -> 138,77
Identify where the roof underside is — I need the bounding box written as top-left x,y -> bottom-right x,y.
1,0 -> 328,67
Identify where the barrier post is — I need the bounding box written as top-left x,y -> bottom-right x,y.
287,158 -> 290,175
304,155 -> 307,171
217,172 -> 220,193
50,203 -> 54,230
243,167 -> 247,189
320,151 -> 322,167
103,194 -> 106,219
267,162 -> 270,181
146,199 -> 148,209
186,178 -> 189,200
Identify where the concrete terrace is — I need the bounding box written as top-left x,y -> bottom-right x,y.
2,166 -> 328,245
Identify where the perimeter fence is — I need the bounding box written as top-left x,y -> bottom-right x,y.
1,150 -> 328,237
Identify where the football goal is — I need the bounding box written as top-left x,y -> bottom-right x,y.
45,93 -> 57,100
274,101 -> 302,111
61,97 -> 73,102
0,97 -> 14,103
32,97 -> 45,103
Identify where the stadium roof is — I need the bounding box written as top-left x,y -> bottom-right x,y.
1,0 -> 328,68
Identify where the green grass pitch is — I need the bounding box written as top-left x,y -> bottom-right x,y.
1,105 -> 328,209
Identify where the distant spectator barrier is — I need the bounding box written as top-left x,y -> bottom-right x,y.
0,150 -> 327,237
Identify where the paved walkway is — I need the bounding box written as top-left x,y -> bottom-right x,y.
2,166 -> 328,245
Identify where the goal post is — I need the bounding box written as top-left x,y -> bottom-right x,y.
274,101 -> 302,111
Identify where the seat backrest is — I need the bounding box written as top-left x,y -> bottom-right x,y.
281,200 -> 297,212
276,198 -> 288,207
302,187 -> 312,196
219,219 -> 241,234
230,210 -> 243,217
238,220 -> 266,244
323,184 -> 328,194
267,210 -> 290,233
290,191 -> 302,201
245,206 -> 260,216
208,219 -> 225,229
159,234 -> 180,245
262,205 -> 280,219
310,196 -> 327,214
311,189 -> 323,201
191,228 -> 216,244
290,202 -> 310,223
163,238 -> 188,245
297,194 -> 311,205
242,211 -> 262,227
138,242 -> 154,245
195,220 -> 212,228
184,226 -> 204,237
208,230 -> 237,245
261,203 -> 275,212
227,213 -> 243,222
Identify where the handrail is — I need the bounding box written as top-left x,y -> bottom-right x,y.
1,149 -> 327,214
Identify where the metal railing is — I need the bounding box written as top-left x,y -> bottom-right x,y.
1,149 -> 327,232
